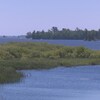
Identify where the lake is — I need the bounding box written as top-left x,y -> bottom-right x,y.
0,38 -> 100,100
0,37 -> 100,50
0,66 -> 100,100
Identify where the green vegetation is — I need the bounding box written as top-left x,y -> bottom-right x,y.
0,67 -> 22,83
0,42 -> 100,83
26,27 -> 100,41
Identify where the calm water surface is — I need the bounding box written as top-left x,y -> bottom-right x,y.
0,38 -> 100,50
0,66 -> 100,100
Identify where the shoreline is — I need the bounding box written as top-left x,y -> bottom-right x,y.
0,42 -> 100,84
1,58 -> 100,84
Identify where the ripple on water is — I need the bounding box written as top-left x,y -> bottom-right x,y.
0,65 -> 100,100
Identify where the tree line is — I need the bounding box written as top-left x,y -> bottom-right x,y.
26,27 -> 100,41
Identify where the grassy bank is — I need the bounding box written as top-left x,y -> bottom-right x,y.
0,66 -> 22,84
0,42 -> 100,83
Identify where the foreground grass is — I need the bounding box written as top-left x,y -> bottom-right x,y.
0,67 -> 22,84
0,42 -> 100,83
0,58 -> 100,84
0,58 -> 100,70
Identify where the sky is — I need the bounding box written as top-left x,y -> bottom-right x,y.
0,0 -> 100,36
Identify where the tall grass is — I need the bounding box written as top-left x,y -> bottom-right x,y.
0,66 -> 22,83
0,42 -> 100,83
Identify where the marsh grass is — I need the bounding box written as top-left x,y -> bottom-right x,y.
0,42 -> 100,83
0,66 -> 22,83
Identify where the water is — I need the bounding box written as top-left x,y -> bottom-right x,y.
0,37 -> 100,50
0,66 -> 100,100
0,38 -> 100,100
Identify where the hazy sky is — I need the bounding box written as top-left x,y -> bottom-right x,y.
0,0 -> 100,35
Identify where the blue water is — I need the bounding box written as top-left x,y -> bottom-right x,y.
0,37 -> 100,50
0,38 -> 100,100
0,66 -> 100,100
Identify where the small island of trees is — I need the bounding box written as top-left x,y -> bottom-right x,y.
26,27 -> 100,41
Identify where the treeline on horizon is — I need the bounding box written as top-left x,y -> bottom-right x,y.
26,27 -> 100,41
